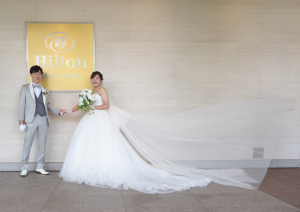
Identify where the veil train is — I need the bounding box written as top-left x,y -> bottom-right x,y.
104,84 -> 296,189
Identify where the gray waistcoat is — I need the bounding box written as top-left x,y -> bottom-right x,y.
34,92 -> 46,117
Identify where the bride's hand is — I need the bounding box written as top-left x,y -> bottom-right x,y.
61,110 -> 72,115
66,110 -> 73,114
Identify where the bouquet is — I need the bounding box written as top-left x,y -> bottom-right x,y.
78,89 -> 96,115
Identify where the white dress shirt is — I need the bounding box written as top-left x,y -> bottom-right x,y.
32,82 -> 41,98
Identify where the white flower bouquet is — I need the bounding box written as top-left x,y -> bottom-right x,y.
78,89 -> 96,115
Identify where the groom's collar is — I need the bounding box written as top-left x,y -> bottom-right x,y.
31,82 -> 41,86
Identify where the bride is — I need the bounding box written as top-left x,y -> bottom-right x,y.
59,71 -> 211,194
59,71 -> 295,194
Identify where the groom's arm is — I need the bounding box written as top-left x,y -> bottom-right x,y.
46,91 -> 61,116
18,85 -> 25,124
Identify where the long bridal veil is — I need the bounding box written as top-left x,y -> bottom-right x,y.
103,83 -> 296,189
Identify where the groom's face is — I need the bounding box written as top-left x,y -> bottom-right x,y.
30,71 -> 42,84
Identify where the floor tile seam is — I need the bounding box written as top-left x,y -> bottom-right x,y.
187,190 -> 213,212
267,172 -> 300,186
39,178 -> 63,212
0,172 -> 18,184
120,190 -> 127,212
257,189 -> 300,210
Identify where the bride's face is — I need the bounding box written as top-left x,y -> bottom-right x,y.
91,75 -> 102,87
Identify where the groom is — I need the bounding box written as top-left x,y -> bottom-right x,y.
19,65 -> 67,177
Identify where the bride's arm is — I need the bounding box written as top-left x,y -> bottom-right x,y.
94,87 -> 109,110
70,104 -> 80,113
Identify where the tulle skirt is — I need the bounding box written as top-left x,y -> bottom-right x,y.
59,110 -> 211,194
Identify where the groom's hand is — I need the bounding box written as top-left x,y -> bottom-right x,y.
19,120 -> 24,125
59,109 -> 68,115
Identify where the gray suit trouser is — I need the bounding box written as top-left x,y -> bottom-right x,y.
22,114 -> 48,170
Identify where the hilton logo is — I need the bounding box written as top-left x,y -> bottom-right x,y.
45,31 -> 75,53
35,32 -> 86,69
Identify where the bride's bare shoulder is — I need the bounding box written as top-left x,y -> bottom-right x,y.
94,86 -> 107,96
99,86 -> 107,91
98,86 -> 107,93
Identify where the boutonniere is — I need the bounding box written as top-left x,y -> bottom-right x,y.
42,90 -> 48,96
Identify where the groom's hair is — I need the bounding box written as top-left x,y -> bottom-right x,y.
30,65 -> 43,74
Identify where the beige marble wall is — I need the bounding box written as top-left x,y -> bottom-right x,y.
0,0 -> 299,163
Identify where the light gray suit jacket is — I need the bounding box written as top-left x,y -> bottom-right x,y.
19,83 -> 60,127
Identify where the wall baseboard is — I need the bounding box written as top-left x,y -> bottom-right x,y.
269,159 -> 300,168
0,159 -> 299,171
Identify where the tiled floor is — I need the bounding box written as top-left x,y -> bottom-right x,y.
0,169 -> 299,212
259,168 -> 300,209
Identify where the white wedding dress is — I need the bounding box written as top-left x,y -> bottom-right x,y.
59,93 -> 211,194
59,91 -> 296,193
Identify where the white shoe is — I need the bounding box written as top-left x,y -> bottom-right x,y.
36,169 -> 50,175
20,170 -> 28,177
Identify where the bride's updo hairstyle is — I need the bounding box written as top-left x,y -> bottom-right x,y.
90,71 -> 104,80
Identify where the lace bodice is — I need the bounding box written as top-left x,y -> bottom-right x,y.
92,93 -> 103,106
